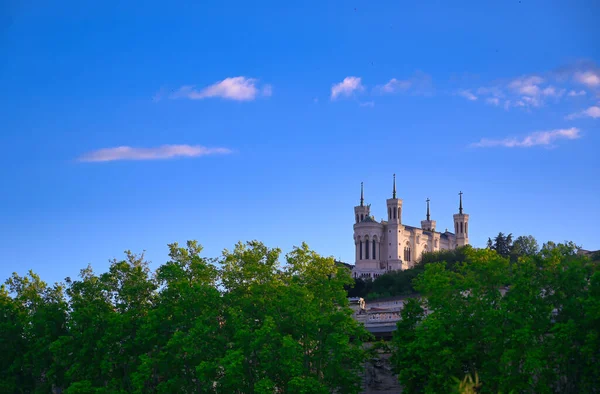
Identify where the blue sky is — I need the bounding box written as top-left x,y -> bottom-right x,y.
1,0 -> 599,284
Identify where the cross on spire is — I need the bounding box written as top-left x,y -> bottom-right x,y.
392,174 -> 396,199
426,198 -> 430,221
459,191 -> 463,214
360,182 -> 364,206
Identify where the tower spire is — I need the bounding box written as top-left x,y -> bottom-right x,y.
392,174 -> 396,199
360,182 -> 364,206
426,198 -> 430,221
459,191 -> 463,214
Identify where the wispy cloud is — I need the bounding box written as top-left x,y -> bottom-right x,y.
380,78 -> 411,94
574,70 -> 600,88
566,106 -> 600,120
78,145 -> 233,162
457,89 -> 478,101
359,101 -> 375,107
169,77 -> 270,101
508,75 -> 544,97
456,62 -> 600,111
471,127 -> 581,148
331,76 -> 364,100
376,71 -> 433,96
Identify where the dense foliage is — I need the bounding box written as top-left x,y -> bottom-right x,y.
0,241 -> 370,394
391,244 -> 600,393
346,247 -> 473,300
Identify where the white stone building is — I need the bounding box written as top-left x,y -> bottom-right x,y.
352,175 -> 470,279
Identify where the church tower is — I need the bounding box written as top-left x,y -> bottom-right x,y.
453,191 -> 470,247
354,182 -> 370,223
421,198 -> 436,231
386,175 -> 403,268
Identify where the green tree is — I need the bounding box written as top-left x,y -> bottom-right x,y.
215,241 -> 369,393
488,232 -> 513,257
132,241 -> 224,393
510,235 -> 539,261
391,245 -> 599,393
5,271 -> 69,393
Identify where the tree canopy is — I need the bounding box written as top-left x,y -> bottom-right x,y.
1,241 -> 370,394
391,243 -> 600,393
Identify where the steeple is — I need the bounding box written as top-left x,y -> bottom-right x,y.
421,197 -> 436,232
354,182 -> 370,224
453,191 -> 470,248
360,182 -> 364,206
392,174 -> 397,199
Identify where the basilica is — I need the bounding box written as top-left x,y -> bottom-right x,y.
352,175 -> 470,279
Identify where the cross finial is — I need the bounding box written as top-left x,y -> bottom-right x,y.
458,191 -> 463,214
426,198 -> 430,221
392,174 -> 396,199
360,182 -> 364,206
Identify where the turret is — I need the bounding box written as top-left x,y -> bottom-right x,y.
386,174 -> 403,267
453,191 -> 470,247
421,198 -> 436,231
354,182 -> 370,223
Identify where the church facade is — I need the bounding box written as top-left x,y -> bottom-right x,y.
352,175 -> 470,279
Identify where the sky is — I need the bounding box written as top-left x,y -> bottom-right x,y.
1,0 -> 599,285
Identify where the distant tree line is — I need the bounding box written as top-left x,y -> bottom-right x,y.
347,233 -> 592,300
1,241 -> 370,394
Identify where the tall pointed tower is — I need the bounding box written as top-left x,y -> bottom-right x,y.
354,182 -> 370,223
386,174 -> 403,268
421,198 -> 436,231
453,191 -> 470,247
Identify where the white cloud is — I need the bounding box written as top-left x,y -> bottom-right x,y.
457,89 -> 477,101
541,86 -> 565,97
486,97 -> 500,106
78,145 -> 232,162
359,101 -> 375,107
471,127 -> 581,148
508,75 -> 544,96
567,90 -> 586,97
380,78 -> 411,93
566,106 -> 600,120
170,77 -> 269,101
574,71 -> 600,88
331,76 -> 364,100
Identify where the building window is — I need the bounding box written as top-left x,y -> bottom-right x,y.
361,214 -> 364,221
455,222 -> 458,233
397,208 -> 401,220
372,240 -> 376,259
404,246 -> 411,262
360,242 -> 363,260
388,207 -> 391,219
393,208 -> 396,219
460,222 -> 463,234
356,214 -> 359,223
365,240 -> 370,259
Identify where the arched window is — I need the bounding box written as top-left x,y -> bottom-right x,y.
359,242 -> 363,260
372,240 -> 376,259
404,244 -> 411,262
356,214 -> 359,223
465,223 -> 468,235
388,207 -> 391,219
455,222 -> 458,233
365,239 -> 370,259
393,208 -> 396,219
361,214 -> 364,221
397,208 -> 401,220
460,222 -> 463,234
